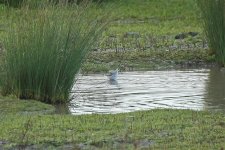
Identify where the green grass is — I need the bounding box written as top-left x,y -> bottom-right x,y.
1,109 -> 225,149
104,0 -> 202,49
0,94 -> 225,149
103,0 -> 201,35
0,0 -> 203,38
0,0 -> 203,44
98,0 -> 203,52
0,95 -> 55,115
104,0 -> 199,20
81,0 -> 212,72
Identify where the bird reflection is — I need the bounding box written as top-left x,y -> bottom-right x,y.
108,79 -> 118,85
107,68 -> 119,81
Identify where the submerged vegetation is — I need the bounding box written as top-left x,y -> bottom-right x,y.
1,1 -> 107,103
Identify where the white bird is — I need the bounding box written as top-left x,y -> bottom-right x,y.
107,68 -> 119,81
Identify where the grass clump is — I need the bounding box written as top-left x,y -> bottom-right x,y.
1,2 -> 107,104
197,0 -> 225,67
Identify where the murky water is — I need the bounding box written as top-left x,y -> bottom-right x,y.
62,68 -> 225,115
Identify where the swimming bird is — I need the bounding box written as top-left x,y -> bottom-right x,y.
107,68 -> 119,81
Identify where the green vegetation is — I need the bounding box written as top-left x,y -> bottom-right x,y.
1,108 -> 225,149
0,0 -> 211,101
0,0 -> 224,149
0,0 -> 22,7
103,0 -> 201,37
197,0 -> 225,67
0,0 -> 109,8
83,48 -> 214,73
1,2 -> 107,103
81,0 -> 213,73
0,0 -> 211,75
0,96 -> 55,114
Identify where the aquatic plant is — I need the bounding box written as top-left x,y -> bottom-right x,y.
197,0 -> 225,66
1,2 -> 107,103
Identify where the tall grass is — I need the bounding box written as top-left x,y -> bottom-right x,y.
0,0 -> 23,7
0,0 -> 109,7
197,0 -> 225,66
1,1 -> 107,103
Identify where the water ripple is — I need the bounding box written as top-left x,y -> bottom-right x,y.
66,69 -> 225,115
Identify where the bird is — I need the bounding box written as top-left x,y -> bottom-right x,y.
107,68 -> 119,81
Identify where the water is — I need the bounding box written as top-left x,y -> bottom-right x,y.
62,68 -> 225,115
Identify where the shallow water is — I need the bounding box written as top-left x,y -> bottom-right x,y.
62,68 -> 225,115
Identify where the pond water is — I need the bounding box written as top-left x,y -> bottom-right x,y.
58,68 -> 225,115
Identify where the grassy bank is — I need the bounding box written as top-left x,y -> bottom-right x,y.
104,0 -> 201,34
1,104 -> 225,149
81,0 -> 212,73
1,96 -> 225,149
0,96 -> 55,115
83,48 -> 214,73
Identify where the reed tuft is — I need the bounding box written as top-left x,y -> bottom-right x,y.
1,1 -> 107,103
197,0 -> 225,66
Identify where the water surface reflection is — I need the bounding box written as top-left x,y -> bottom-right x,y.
204,68 -> 225,111
64,69 -> 225,115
